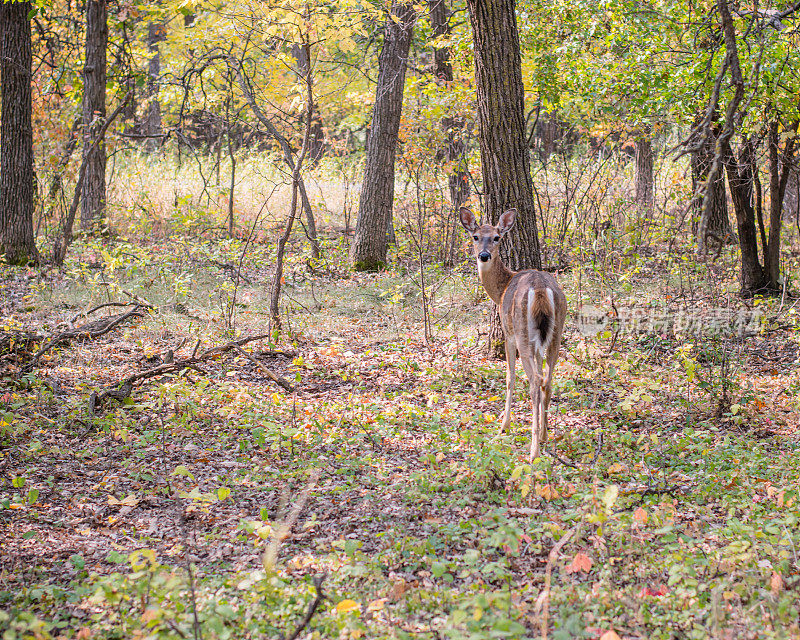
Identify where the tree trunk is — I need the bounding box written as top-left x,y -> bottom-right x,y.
350,3 -> 415,271
0,0 -> 38,265
722,137 -> 765,294
143,21 -> 165,153
634,135 -> 654,216
765,118 -> 797,290
80,0 -> 108,232
428,0 -> 469,210
466,0 -> 540,272
692,120 -> 734,248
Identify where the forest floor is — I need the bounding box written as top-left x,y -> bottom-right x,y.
1,232 -> 799,640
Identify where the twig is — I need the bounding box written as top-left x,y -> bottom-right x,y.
535,527 -> 576,640
231,344 -> 294,391
69,301 -> 136,325
285,574 -> 328,640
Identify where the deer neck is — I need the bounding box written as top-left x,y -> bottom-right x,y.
478,256 -> 514,305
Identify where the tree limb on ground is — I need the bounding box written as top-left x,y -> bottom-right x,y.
29,303 -> 151,367
90,334 -> 294,412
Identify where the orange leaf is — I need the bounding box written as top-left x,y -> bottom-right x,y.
565,551 -> 593,574
633,507 -> 648,524
600,632 -> 622,640
771,570 -> 784,594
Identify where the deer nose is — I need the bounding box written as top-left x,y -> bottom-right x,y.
478,251 -> 491,262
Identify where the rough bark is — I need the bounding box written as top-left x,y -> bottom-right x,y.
350,3 -> 415,271
765,119 -> 797,289
783,162 -> 799,225
80,0 -> 108,232
722,137 -> 766,294
691,119 -> 734,246
0,0 -> 38,265
634,135 -> 654,216
465,0 -> 540,272
143,21 -> 165,153
428,0 -> 469,210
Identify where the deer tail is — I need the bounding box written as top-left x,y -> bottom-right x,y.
527,288 -> 556,357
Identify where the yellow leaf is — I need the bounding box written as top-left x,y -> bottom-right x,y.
367,598 -> 386,612
606,462 -> 625,474
335,599 -> 361,614
473,606 -> 483,621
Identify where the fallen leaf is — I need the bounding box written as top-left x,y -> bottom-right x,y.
606,463 -> 625,474
335,599 -> 361,614
367,598 -> 387,612
633,507 -> 648,524
771,570 -> 784,594
565,552 -> 593,574
600,631 -> 621,640
388,579 -> 408,602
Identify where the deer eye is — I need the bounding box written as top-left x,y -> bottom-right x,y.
493,236 -> 500,242
473,235 -> 479,241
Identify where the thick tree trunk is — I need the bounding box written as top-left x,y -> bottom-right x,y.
722,137 -> 766,294
783,162 -> 799,224
80,0 -> 108,232
0,0 -> 37,265
692,121 -> 734,249
428,0 -> 469,210
143,21 -> 165,153
634,135 -> 654,215
466,0 -> 540,272
765,119 -> 797,289
350,3 -> 415,271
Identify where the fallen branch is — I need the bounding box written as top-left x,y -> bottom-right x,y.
30,304 -> 150,366
91,334 -> 294,412
535,527 -> 576,640
285,574 -> 327,640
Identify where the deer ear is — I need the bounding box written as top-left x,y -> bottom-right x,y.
459,207 -> 479,233
497,209 -> 517,235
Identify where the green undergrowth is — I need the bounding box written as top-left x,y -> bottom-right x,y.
2,235 -> 800,639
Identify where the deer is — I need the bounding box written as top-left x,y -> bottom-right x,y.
459,206 -> 567,461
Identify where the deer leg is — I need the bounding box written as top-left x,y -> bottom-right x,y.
519,351 -> 543,461
540,349 -> 560,445
499,338 -> 516,433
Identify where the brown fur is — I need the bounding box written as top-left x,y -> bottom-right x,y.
460,207 -> 567,461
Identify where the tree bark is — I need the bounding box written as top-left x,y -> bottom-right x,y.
465,0 -> 540,272
634,135 -> 654,216
350,3 -> 415,271
765,118 -> 797,289
0,0 -> 38,265
428,0 -> 469,210
80,0 -> 108,232
722,137 -> 766,294
143,21 -> 165,153
692,119 -> 734,247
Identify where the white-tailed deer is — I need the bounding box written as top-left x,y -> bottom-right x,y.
460,207 -> 567,461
